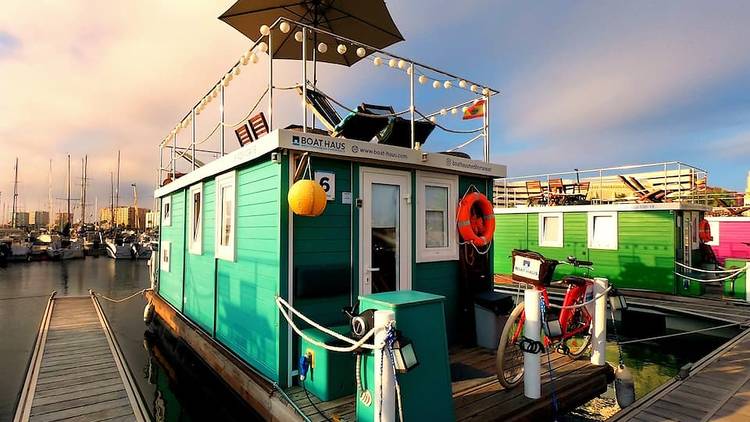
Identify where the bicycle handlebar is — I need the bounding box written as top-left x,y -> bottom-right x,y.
562,256 -> 594,268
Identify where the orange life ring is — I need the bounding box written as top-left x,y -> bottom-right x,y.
699,219 -> 713,243
457,192 -> 495,247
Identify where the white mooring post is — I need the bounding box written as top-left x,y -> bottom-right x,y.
523,288 -> 541,399
591,278 -> 609,366
374,310 -> 396,422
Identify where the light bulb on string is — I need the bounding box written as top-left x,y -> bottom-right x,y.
337,44 -> 347,55
462,106 -> 469,113
444,81 -> 452,89
451,108 -> 457,115
294,31 -> 303,42
250,52 -> 258,63
373,56 -> 382,66
418,75 -> 427,84
356,47 -> 366,57
317,42 -> 328,53
256,41 -> 268,54
279,21 -> 290,34
388,58 -> 397,68
234,66 -> 241,76
482,88 -> 490,96
459,80 -> 467,89
440,108 -> 447,116
429,116 -> 437,123
432,80 -> 440,89
406,66 -> 413,75
260,25 -> 270,36
397,59 -> 406,69
470,84 -> 478,93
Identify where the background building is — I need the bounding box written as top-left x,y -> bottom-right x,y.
55,212 -> 73,228
145,210 -> 159,229
29,211 -> 50,228
13,211 -> 30,228
99,206 -> 149,229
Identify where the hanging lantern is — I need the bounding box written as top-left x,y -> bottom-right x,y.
418,75 -> 427,84
356,47 -> 366,58
294,31 -> 304,42
317,42 -> 328,53
459,80 -> 467,89
260,25 -> 270,36
337,44 -> 347,55
444,80 -> 452,89
279,21 -> 291,34
432,80 -> 440,89
373,56 -> 383,66
288,180 -> 327,217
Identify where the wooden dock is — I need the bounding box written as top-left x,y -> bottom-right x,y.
286,346 -> 613,421
14,293 -> 149,422
611,327 -> 750,422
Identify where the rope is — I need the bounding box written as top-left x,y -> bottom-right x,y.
415,109 -> 484,134
618,321 -> 747,345
547,286 -> 612,310
674,268 -> 745,283
276,297 -> 382,351
356,354 -> 372,406
447,133 -> 484,152
675,261 -> 741,274
303,381 -> 332,422
92,289 -> 149,303
309,84 -> 410,118
378,322 -> 404,422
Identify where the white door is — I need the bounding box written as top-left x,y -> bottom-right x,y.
360,168 -> 411,295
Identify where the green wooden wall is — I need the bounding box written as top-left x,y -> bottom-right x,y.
184,180 -> 216,334
159,191 -> 185,309
493,210 -> 677,294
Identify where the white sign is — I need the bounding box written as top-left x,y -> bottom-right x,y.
342,192 -> 352,204
512,256 -> 541,281
315,171 -> 335,201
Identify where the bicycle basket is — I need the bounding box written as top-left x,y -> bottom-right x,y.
511,249 -> 558,286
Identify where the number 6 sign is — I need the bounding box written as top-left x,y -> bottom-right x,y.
314,171 -> 335,201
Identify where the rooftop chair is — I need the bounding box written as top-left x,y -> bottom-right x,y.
547,178 -> 566,205
578,181 -> 590,196
525,180 -> 546,206
364,103 -> 435,148
297,86 -> 390,142
248,112 -> 269,140
617,175 -> 664,203
629,176 -> 669,202
717,198 -> 750,216
235,124 -> 253,147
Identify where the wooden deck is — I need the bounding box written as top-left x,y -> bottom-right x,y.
14,293 -> 149,422
287,346 -> 613,421
612,327 -> 750,422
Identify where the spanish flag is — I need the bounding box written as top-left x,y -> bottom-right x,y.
462,99 -> 486,120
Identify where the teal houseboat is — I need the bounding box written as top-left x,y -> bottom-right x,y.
492,162 -> 714,296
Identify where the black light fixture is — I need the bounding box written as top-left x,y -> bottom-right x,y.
392,334 -> 419,373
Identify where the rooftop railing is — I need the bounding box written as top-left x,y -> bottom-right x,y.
494,161 -> 710,208
157,18 -> 500,187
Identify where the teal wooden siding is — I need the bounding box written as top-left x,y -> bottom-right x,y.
413,176 -> 493,343
184,180 -> 216,334
493,210 -> 676,293
292,158 -> 352,327
159,190 -> 185,310
215,160 -> 283,381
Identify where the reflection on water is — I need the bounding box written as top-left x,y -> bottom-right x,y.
0,259 -> 257,422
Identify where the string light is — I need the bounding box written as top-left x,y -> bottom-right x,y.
406,66 -> 413,75
233,66 -> 241,76
470,84 -> 478,93
397,59 -> 406,69
482,88 -> 490,96
418,75 -> 427,84
260,25 -> 270,36
337,44 -> 347,55
429,116 -> 436,123
317,42 -> 328,53
294,31 -> 303,42
451,108 -> 458,115
459,80 -> 467,89
373,56 -> 383,66
279,21 -> 290,34
212,88 -> 218,98
462,106 -> 469,113
356,47 -> 366,57
250,52 -> 258,63
444,80 -> 452,89
440,108 -> 447,115
432,80 -> 440,89
257,41 -> 268,54
388,58 -> 397,68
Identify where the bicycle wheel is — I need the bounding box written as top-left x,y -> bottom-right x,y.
562,308 -> 591,358
495,302 -> 526,388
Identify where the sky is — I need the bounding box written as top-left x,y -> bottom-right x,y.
1,0 -> 750,221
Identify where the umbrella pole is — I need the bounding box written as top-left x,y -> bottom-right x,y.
302,27 -> 307,133
268,31 -> 273,130
312,31 -> 317,130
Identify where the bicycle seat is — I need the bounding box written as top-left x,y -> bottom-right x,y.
560,275 -> 589,286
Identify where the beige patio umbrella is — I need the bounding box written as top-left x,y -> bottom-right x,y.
219,0 -> 405,67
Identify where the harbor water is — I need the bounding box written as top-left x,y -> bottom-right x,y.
0,258 -> 739,421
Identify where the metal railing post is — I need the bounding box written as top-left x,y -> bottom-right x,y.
158,146 -> 163,187
302,27 -> 307,133
171,134 -> 176,179
598,170 -> 603,204
268,32 -> 273,131
409,61 -> 415,150
220,84 -> 225,156
663,162 -> 668,194
191,108 -> 196,171
484,94 -> 490,163
677,162 -> 681,201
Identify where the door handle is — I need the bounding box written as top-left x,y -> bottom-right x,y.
367,267 -> 380,272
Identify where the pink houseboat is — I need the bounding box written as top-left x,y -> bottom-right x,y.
706,216 -> 750,265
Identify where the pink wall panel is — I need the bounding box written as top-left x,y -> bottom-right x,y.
712,220 -> 750,263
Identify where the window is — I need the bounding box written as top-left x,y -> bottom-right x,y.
215,171 -> 236,261
161,241 -> 171,272
588,212 -> 618,250
162,196 -> 171,227
539,213 -> 563,247
188,183 -> 203,255
707,219 -> 720,246
416,172 -> 458,262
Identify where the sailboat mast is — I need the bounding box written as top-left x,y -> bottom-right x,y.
48,160 -> 53,229
131,183 -> 139,231
66,154 -> 71,227
81,155 -> 88,226
110,172 -> 115,228
11,157 -> 18,229
115,150 -> 120,210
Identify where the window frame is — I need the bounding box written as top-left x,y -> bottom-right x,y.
538,212 -> 564,248
188,183 -> 203,255
706,219 -> 720,246
215,171 -> 237,262
161,196 -> 171,227
415,171 -> 459,263
587,211 -> 618,250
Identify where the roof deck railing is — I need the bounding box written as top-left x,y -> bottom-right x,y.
157,18 -> 500,187
494,161 -> 710,208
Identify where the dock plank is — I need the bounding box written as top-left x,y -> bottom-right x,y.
13,295 -> 148,422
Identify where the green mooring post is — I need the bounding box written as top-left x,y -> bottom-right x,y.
355,290 -> 453,422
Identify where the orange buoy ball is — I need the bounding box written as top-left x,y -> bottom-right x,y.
288,180 -> 327,216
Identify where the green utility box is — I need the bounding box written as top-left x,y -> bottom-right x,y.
300,325 -> 355,401
356,291 -> 453,422
723,258 -> 749,300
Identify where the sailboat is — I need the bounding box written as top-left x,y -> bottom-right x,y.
47,155 -> 84,260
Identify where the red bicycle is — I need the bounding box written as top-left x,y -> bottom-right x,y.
496,250 -> 595,388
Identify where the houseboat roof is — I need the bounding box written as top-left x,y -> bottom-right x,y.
155,128 -> 506,198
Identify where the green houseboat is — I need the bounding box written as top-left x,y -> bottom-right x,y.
492,162 -> 714,296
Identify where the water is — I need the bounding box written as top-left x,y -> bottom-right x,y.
0,259 -> 740,421
0,258 -> 258,422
